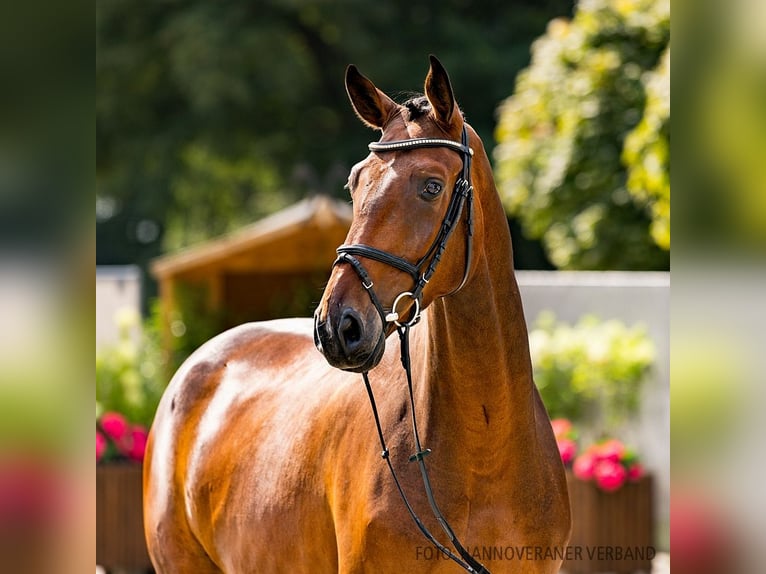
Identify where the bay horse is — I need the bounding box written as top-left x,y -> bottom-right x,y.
144,56 -> 570,573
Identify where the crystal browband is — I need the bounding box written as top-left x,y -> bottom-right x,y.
369,138 -> 473,156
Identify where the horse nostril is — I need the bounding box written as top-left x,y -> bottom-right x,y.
338,308 -> 363,354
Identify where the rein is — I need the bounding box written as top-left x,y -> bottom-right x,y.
333,125 -> 490,574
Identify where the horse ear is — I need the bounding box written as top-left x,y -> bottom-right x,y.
345,65 -> 397,130
424,55 -> 457,128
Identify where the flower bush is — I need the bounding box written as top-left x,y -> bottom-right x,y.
494,0 -> 670,269
573,438 -> 644,492
97,306 -> 169,430
96,410 -> 149,464
530,312 -> 655,432
551,419 -> 644,492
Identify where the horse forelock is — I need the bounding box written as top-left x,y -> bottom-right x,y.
391,94 -> 465,138
401,94 -> 431,121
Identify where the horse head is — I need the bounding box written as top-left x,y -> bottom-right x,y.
314,56 -> 478,373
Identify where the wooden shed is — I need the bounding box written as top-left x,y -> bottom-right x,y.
151,195 -> 352,334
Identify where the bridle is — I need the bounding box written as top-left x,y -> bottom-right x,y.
332,124 -> 491,574
335,124 -> 474,329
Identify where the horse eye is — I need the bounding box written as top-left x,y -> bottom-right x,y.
423,180 -> 443,198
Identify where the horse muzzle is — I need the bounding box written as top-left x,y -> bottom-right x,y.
313,305 -> 386,373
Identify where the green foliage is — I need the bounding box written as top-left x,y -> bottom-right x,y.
529,312 -> 655,431
165,143 -> 291,250
96,309 -> 169,428
97,0 -> 574,269
0,377 -> 77,456
96,288 -> 225,428
494,0 -> 670,269
671,335 -> 743,461
162,286 -> 224,375
623,45 -> 670,250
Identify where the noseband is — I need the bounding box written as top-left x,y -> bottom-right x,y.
332,125 -> 490,574
333,124 -> 474,329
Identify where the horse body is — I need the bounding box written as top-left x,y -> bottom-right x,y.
145,57 -> 570,573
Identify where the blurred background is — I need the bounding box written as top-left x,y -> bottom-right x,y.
93,2 -> 676,573
97,0 -> 572,286
5,0 -> 766,571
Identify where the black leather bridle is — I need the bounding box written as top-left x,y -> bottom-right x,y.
333,125 -> 491,574
335,124 -> 474,330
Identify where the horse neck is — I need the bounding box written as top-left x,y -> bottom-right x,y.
411,176 -> 537,472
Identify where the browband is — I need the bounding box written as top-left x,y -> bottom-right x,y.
369,138 -> 473,156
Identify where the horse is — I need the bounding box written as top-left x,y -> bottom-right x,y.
143,55 -> 570,573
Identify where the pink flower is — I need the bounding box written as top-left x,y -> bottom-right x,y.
573,452 -> 597,480
0,457 -> 68,525
594,439 -> 626,463
96,431 -> 107,462
126,426 -> 148,463
557,438 -> 577,465
627,462 -> 644,481
593,459 -> 628,492
671,492 -> 736,573
551,419 -> 572,440
100,412 -> 129,443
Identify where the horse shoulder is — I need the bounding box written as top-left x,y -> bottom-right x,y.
146,318 -> 363,572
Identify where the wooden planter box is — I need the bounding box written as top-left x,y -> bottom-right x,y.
564,470 -> 654,574
96,464 -> 152,572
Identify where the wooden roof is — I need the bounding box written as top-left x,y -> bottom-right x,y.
151,195 -> 352,280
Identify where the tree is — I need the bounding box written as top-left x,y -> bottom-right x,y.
494,0 -> 670,270
623,44 -> 669,251
97,0 -> 574,278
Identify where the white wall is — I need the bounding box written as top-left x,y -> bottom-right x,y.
96,265 -> 142,350
516,271 -> 670,547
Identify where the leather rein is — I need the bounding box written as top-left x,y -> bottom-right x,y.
332,125 -> 491,574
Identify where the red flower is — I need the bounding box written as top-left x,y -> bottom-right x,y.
96,431 -> 107,462
126,426 -> 148,463
593,439 -> 626,463
593,458 -> 628,492
557,438 -> 577,465
0,457 -> 69,526
551,418 -> 572,440
571,436 -> 643,492
573,451 -> 597,480
671,491 -> 737,574
627,462 -> 644,481
100,412 -> 129,443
